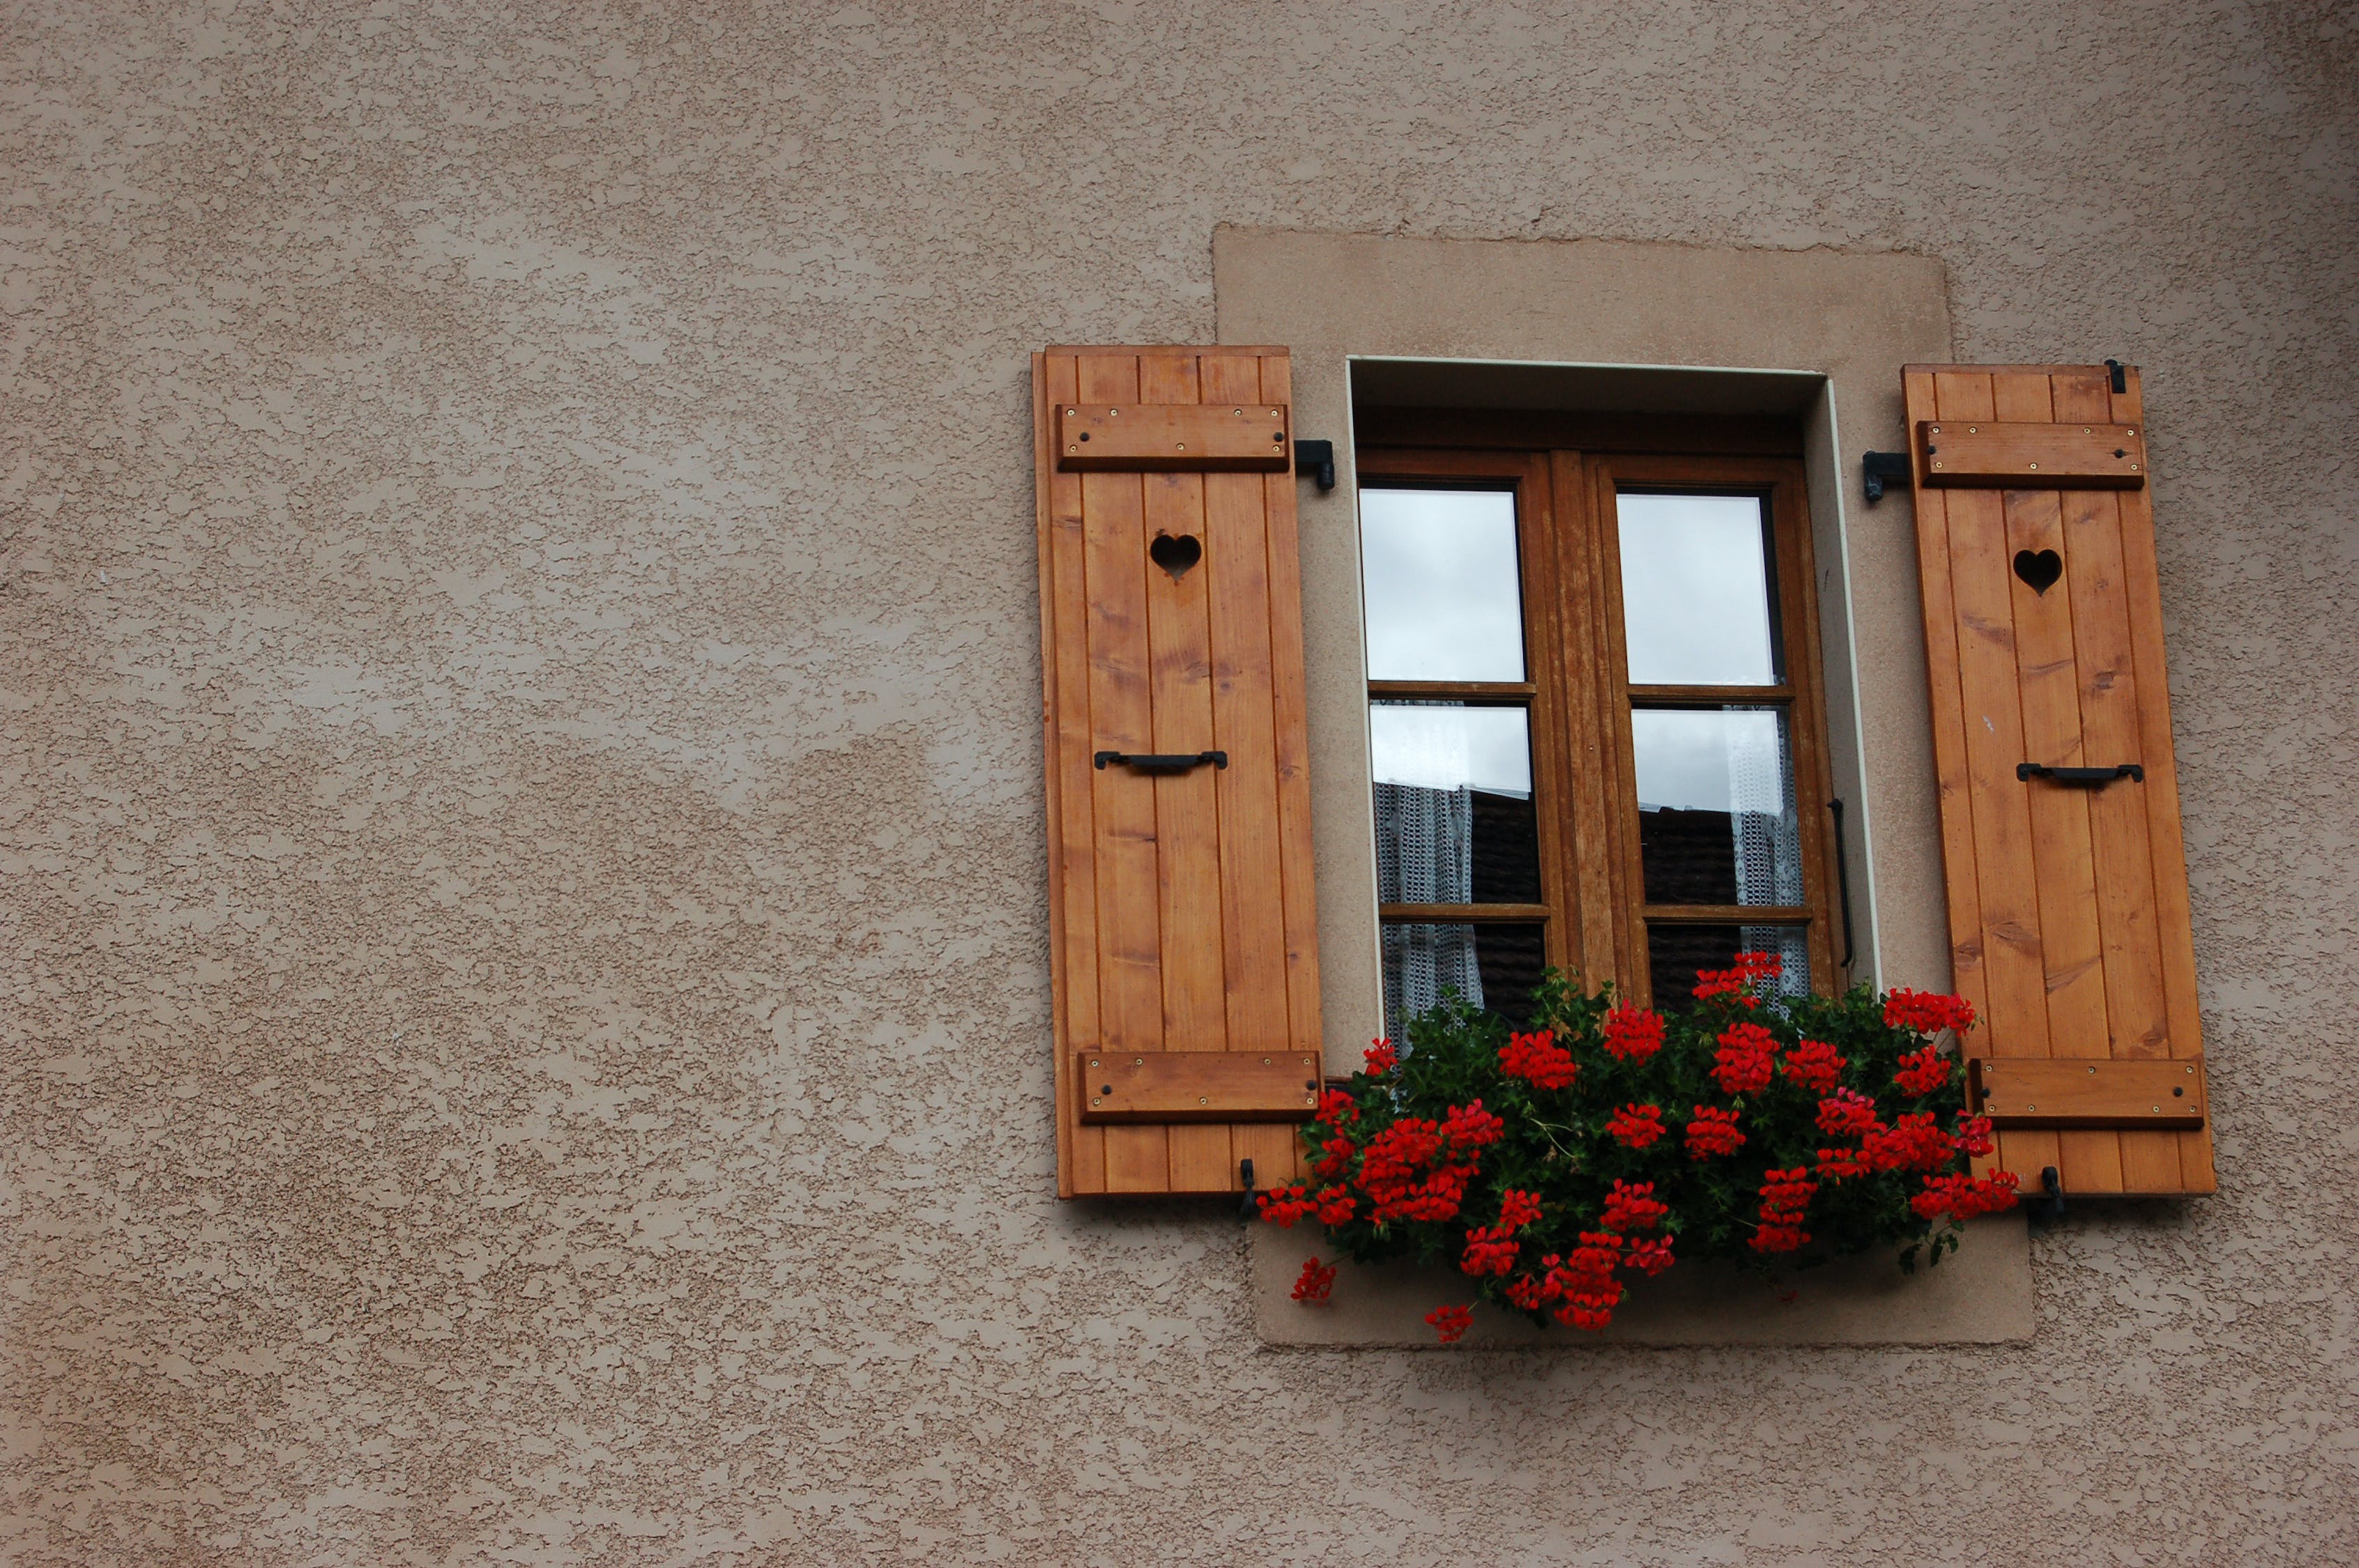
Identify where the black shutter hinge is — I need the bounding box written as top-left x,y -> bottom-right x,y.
1295,439 -> 1335,491
1862,449 -> 1911,505
2105,358 -> 2128,394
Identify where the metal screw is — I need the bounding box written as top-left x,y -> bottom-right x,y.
1198,1096 -> 1209,1106
1930,425 -> 1942,433
1134,1057 -> 1143,1066
1090,1059 -> 1101,1068
1260,1057 -> 1271,1066
1066,445 -> 1076,454
1302,1096 -> 1315,1107
1176,443 -> 1186,450
1091,1098 -> 1102,1107
1108,408 -> 1120,417
2151,1105 -> 2161,1114
1067,408 -> 1078,417
2029,462 -> 2039,470
1269,410 -> 1280,418
1233,408 -> 1243,415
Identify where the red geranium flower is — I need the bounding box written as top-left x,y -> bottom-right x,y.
1364,1038 -> 1398,1076
1426,1303 -> 1474,1344
1713,1022 -> 1777,1096
1685,1105 -> 1746,1158
1602,1005 -> 1666,1063
1291,1256 -> 1337,1302
1863,1111 -> 1954,1173
1884,987 -> 1976,1035
1782,1038 -> 1845,1095
1894,1045 -> 1952,1096
1606,1102 -> 1667,1149
1498,1029 -> 1578,1090
1816,1088 -> 1880,1138
1460,1226 -> 1520,1277
1601,1178 -> 1669,1233
1498,1188 -> 1543,1230
1911,1169 -> 2020,1221
1624,1235 -> 1676,1277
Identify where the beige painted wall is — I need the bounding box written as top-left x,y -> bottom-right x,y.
5,3 -> 2355,1563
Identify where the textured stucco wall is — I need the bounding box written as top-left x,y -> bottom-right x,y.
3,3 -> 2354,1564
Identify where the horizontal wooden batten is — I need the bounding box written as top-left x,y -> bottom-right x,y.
1627,684 -> 1792,705
1076,1051 -> 1322,1124
1380,902 -> 1552,923
1056,401 -> 1290,471
1918,420 -> 2146,489
1642,905 -> 1814,924
1368,680 -> 1536,702
1967,1056 -> 2207,1130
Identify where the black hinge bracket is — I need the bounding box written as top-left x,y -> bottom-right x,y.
2027,1165 -> 2066,1226
1295,439 -> 1336,491
2105,358 -> 2128,394
1237,1156 -> 1258,1220
1862,449 -> 1911,504
2018,762 -> 2143,787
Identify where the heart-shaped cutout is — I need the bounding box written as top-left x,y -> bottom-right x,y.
2013,548 -> 2063,595
1150,532 -> 1203,581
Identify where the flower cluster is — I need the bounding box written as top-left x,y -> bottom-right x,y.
1885,988 -> 1976,1035
1685,1105 -> 1746,1158
1498,1029 -> 1578,1090
1291,1256 -> 1337,1302
1606,1102 -> 1667,1149
1911,1169 -> 2021,1221
1893,1045 -> 1953,1096
1713,1022 -> 1778,1096
1695,950 -> 1785,1006
1751,1168 -> 1817,1254
1263,962 -> 2004,1342
1601,1005 -> 1665,1063
1781,1038 -> 1846,1095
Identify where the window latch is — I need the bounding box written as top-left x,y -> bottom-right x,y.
2017,762 -> 2144,787
1094,750 -> 1228,773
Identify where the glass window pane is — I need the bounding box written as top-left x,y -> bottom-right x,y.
1645,923 -> 1811,1014
1382,922 -> 1545,1041
1631,707 -> 1804,907
1360,488 -> 1526,682
1371,703 -> 1540,905
1617,492 -> 1779,686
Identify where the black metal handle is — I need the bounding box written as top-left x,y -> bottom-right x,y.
2017,762 -> 2144,787
1094,750 -> 1228,773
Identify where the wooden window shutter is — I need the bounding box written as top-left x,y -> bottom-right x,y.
1035,346 -> 1322,1197
1904,362 -> 2214,1197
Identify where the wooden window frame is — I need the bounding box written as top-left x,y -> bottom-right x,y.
1359,431 -> 1844,1014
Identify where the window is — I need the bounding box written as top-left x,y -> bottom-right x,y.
1358,430 -> 1843,1035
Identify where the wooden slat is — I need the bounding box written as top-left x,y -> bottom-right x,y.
1261,351 -> 1324,1089
1904,368 -> 1993,1143
1969,1056 -> 2206,1130
1995,371 -> 2121,1194
1932,369 -> 2062,1186
1057,400 -> 1290,471
1918,419 -> 2146,488
2110,368 -> 2215,1194
1078,352 -> 1170,1194
1076,1051 -> 1322,1123
2054,370 -> 2181,1193
1039,353 -> 1104,1197
1138,353 -> 1232,1194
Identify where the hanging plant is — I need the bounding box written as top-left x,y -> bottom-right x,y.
1260,955 -> 2020,1342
